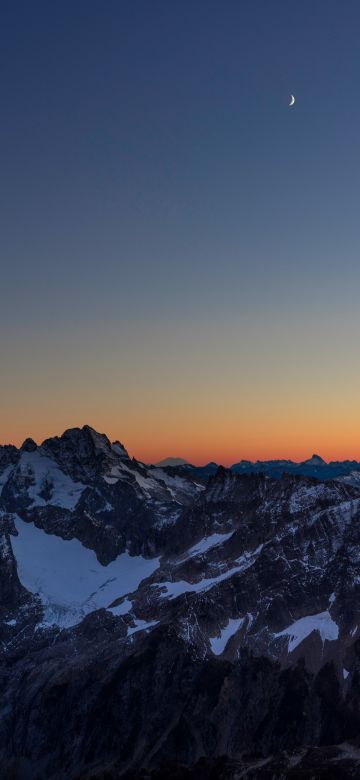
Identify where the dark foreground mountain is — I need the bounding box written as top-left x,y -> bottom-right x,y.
2,426 -> 360,778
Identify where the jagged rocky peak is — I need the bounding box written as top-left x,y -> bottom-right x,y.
0,424 -> 206,565
20,437 -> 37,452
303,453 -> 326,465
42,423 -> 110,449
0,443 -> 19,471
207,464 -> 262,494
211,464 -> 230,479
82,424 -> 112,449
40,424 -> 118,481
111,439 -> 130,459
40,424 -> 130,464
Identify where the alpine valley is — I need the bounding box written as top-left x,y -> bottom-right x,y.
2,426 -> 360,779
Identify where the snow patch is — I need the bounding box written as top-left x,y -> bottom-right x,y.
16,450 -> 85,510
184,531 -> 234,559
108,598 -> 133,617
153,545 -> 263,600
128,619 -> 159,636
103,462 -> 158,497
150,468 -> 204,499
210,617 -> 245,655
275,610 -> 339,653
0,464 -> 14,495
236,544 -> 264,568
11,517 -> 160,628
103,463 -> 128,485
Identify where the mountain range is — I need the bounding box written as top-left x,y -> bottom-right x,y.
2,426 -> 360,777
164,453 -> 360,483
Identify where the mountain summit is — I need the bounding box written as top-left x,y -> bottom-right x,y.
303,453 -> 326,465
155,456 -> 190,467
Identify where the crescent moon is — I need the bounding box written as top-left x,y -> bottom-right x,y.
289,94 -> 295,107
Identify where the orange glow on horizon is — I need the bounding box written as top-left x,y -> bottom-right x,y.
4,414 -> 360,468
2,316 -> 360,467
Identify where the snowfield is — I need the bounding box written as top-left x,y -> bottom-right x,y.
11,517 -> 160,628
275,610 -> 339,652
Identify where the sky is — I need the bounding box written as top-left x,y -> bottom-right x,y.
1,0 -> 360,464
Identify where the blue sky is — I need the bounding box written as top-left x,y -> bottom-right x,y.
1,1 -> 360,460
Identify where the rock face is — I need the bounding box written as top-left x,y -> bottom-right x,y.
2,427 -> 360,778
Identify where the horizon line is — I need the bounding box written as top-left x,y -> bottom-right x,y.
2,424 -> 360,468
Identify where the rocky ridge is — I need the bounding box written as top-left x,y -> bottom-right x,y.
1,427 -> 360,778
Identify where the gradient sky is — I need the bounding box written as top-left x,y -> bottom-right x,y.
1,0 -> 360,464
